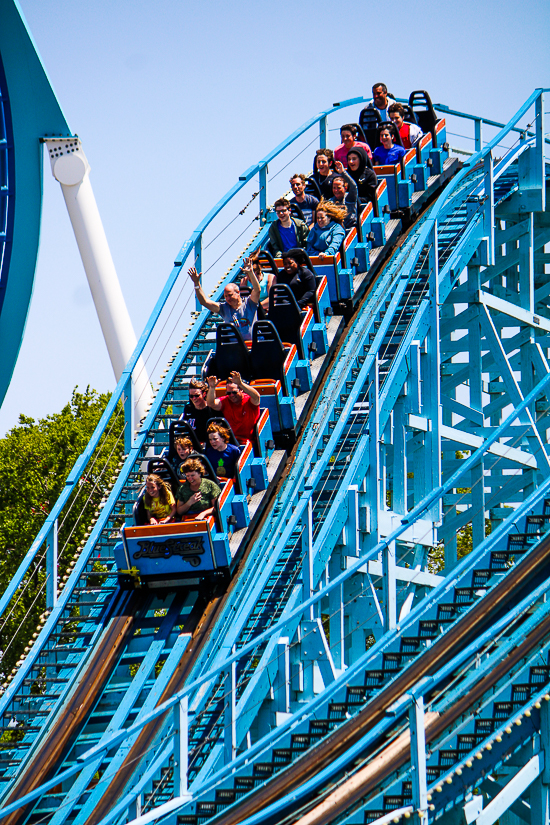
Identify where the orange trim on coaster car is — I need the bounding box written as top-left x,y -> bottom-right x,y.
250,379 -> 282,395
257,408 -> 270,433
300,306 -> 314,336
373,164 -> 399,175
218,478 -> 235,506
360,202 -> 373,227
238,441 -> 253,470
125,518 -> 214,537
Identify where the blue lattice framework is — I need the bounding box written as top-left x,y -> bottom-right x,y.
0,85 -> 548,825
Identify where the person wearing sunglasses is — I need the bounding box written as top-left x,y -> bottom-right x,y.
183,378 -> 213,445
206,371 -> 260,445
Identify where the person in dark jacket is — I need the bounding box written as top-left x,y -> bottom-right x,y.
268,198 -> 309,257
309,149 -> 338,200
274,248 -> 317,309
346,146 -> 378,205
330,173 -> 357,230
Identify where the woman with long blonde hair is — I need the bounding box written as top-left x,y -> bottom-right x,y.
306,199 -> 347,258
143,474 -> 176,525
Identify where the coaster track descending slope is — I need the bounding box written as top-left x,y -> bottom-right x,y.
0,90 -> 548,825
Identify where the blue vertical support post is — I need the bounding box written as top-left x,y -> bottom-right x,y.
410,695 -> 428,819
535,91 -> 546,212
123,374 -> 133,454
533,699 -> 550,825
46,520 -> 58,610
474,118 -> 483,152
367,356 -> 380,548
467,264 -> 485,550
301,490 -> 316,699
382,540 -> 397,631
274,637 -> 291,717
392,396 -> 407,515
224,651 -> 237,764
259,164 -> 268,226
319,116 -> 327,150
302,490 -> 315,621
328,576 -> 345,671
519,212 -> 535,313
426,224 -> 442,525
483,151 -> 495,266
173,695 -> 189,797
346,485 -> 360,556
194,233 -> 203,311
518,91 -> 545,213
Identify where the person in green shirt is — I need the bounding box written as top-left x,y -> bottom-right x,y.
176,458 -> 221,520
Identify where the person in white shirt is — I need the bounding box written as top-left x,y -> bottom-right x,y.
367,83 -> 396,122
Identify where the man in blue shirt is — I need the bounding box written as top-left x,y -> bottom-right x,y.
268,198 -> 309,257
289,174 -> 319,224
188,266 -> 260,342
373,125 -> 407,165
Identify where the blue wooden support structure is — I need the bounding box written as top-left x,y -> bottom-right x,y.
0,73 -> 549,825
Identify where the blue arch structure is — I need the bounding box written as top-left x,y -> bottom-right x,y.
0,0 -> 71,409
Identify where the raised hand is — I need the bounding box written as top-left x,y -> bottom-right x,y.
188,267 -> 202,286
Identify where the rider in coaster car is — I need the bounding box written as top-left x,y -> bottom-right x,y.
268,198 -> 309,257
333,123 -> 372,166
176,458 -> 221,520
143,474 -> 176,525
306,199 -> 347,258
346,146 -> 378,205
205,423 -> 241,481
272,248 -> 317,309
206,371 -> 261,446
188,265 -> 261,342
373,124 -> 407,165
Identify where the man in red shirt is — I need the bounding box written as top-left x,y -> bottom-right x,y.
206,371 -> 260,444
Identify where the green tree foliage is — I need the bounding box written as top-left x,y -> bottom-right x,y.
0,388 -> 124,678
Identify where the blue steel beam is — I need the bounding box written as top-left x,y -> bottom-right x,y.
0,0 -> 71,407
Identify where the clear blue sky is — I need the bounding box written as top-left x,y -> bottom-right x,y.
0,0 -> 548,434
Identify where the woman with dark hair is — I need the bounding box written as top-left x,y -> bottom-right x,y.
346,146 -> 378,205
334,123 -> 372,167
306,200 -> 347,258
274,248 -> 317,309
310,148 -> 338,199
176,458 -> 221,520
